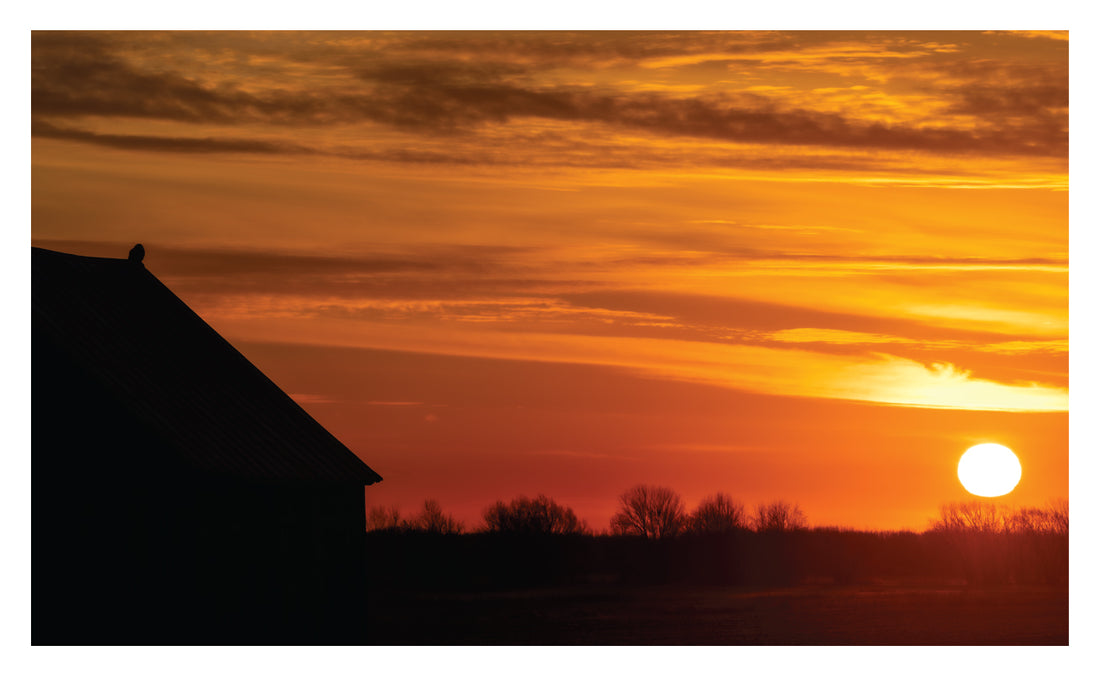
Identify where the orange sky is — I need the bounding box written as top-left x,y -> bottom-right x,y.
30,30 -> 1069,531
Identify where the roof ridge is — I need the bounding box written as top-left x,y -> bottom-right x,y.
33,244 -> 382,486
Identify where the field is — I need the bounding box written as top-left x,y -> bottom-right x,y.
364,580 -> 1068,645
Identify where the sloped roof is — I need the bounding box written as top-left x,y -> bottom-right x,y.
32,246 -> 382,485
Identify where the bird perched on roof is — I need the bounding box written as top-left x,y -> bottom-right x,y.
128,243 -> 145,264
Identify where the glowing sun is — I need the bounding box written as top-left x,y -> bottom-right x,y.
957,443 -> 1022,497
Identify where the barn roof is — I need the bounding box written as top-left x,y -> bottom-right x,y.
32,245 -> 382,485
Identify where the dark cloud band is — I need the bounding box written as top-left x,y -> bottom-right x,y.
31,31 -> 1069,161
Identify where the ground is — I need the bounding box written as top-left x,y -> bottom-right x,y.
364,581 -> 1068,645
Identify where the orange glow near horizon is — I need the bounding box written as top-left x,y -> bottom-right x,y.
31,30 -> 1068,531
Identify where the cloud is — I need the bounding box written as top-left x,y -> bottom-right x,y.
946,83 -> 1067,119
73,240 -> 1038,337
345,76 -> 1064,156
977,339 -> 1068,355
32,32 -> 260,124
982,30 -> 1069,42
356,60 -> 530,87
30,239 -> 566,303
561,289 -> 965,339
32,239 -> 459,276
766,327 -> 948,346
32,119 -> 308,154
603,251 -> 1066,272
201,313 -> 1070,413
33,237 -> 1061,413
383,30 -> 797,68
34,237 -> 1062,352
762,327 -> 1068,355
31,31 -> 1068,161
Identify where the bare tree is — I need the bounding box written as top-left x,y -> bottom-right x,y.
405,499 -> 464,534
366,504 -> 403,532
928,501 -> 1007,534
1005,506 -> 1046,534
483,494 -> 588,535
753,500 -> 808,532
1046,498 -> 1068,535
933,499 -> 1068,535
688,492 -> 747,534
610,485 -> 686,539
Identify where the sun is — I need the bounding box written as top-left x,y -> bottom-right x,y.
957,443 -> 1022,497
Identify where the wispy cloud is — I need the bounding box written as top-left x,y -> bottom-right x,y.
762,328 -> 1068,355
31,30 -> 1069,171
32,119 -> 309,154
982,30 -> 1068,42
35,238 -> 1062,355
198,304 -> 1069,413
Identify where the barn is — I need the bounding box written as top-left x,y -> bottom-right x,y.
32,245 -> 383,644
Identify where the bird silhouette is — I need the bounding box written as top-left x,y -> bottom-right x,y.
129,243 -> 145,264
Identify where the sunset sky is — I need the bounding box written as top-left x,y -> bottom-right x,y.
30,30 -> 1070,531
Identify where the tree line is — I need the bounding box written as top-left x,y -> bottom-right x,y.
363,486 -> 1067,590
368,483 -> 1066,537
368,484 -> 809,536
928,498 -> 1068,535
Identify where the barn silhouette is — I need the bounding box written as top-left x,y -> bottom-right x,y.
32,245 -> 382,644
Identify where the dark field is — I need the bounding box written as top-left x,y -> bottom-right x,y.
360,528 -> 1068,645
365,581 -> 1068,645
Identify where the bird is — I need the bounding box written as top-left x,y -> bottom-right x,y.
128,243 -> 145,264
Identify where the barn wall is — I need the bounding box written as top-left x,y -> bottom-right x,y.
181,481 -> 367,644
33,336 -> 368,644
33,333 -> 183,643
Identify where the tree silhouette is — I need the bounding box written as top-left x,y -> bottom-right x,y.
483,494 -> 588,535
610,484 -> 686,538
1046,498 -> 1069,534
688,492 -> 746,534
367,505 -> 403,532
753,500 -> 808,532
926,499 -> 1068,585
930,499 -> 1068,535
928,501 -> 1007,533
1005,506 -> 1058,534
406,499 -> 465,534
